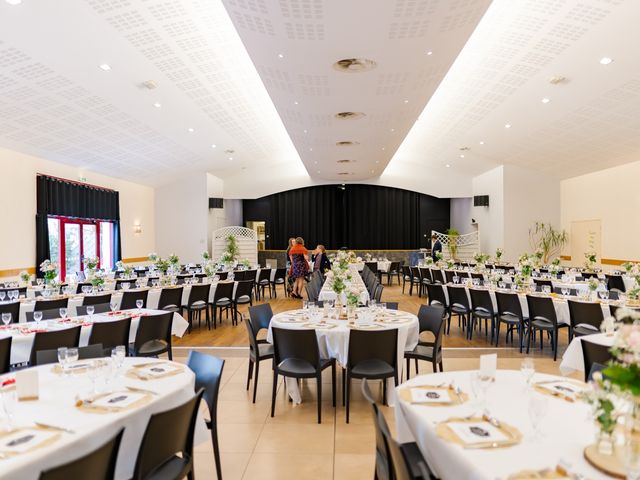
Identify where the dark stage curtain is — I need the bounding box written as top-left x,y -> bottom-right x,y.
36,175 -> 122,275
244,184 -> 450,250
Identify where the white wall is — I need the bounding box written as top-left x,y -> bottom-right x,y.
0,148 -> 155,272
471,166 -> 504,256
561,160 -> 640,262
155,173 -> 208,264
450,197 -> 473,234
206,173 -> 243,253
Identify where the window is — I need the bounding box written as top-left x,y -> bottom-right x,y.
48,216 -> 115,281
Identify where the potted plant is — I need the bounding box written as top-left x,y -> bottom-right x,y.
529,222 -> 568,265
446,228 -> 460,260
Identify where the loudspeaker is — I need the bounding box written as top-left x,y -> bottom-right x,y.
208,198 -> 223,209
473,195 -> 489,207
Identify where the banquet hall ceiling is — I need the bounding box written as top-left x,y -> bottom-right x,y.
0,0 -> 639,198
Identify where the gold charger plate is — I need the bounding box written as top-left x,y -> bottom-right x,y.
126,361 -> 185,381
0,426 -> 61,457
76,390 -> 153,413
436,416 -> 522,449
398,384 -> 468,406
533,379 -> 585,403
507,467 -> 572,479
583,444 -> 625,478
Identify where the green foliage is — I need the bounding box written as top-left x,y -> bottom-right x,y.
603,363 -> 640,397
529,222 -> 568,264
446,228 -> 460,260
225,235 -> 240,262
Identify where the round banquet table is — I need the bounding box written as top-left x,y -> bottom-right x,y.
266,307 -> 419,404
0,357 -> 205,480
395,370 -> 610,480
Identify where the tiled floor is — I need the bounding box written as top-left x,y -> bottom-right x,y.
176,347 -> 579,480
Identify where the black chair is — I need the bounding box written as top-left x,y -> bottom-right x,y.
610,304 -> 640,320
588,362 -> 607,382
77,303 -> 111,315
582,271 -> 599,280
405,305 -> 445,379
365,262 -> 379,275
567,300 -> 604,341
0,286 -> 27,298
29,326 -> 81,366
0,337 -> 11,374
374,284 -> 384,303
468,289 -> 497,341
362,379 -> 434,480
408,267 -> 421,296
130,311 -> 173,360
216,271 -> 229,281
345,329 -> 398,423
581,339 -> 613,382
271,268 -> 287,297
210,281 -> 234,327
533,278 -> 553,291
526,295 -> 569,361
271,327 -> 336,423
244,315 -> 274,403
232,280 -> 254,326
132,389 -> 204,480
430,268 -> 445,284
34,298 -> 69,312
36,343 -> 105,366
115,279 -> 136,290
82,294 -> 112,306
495,291 -> 527,352
255,268 -> 272,300
187,351 -> 224,480
89,318 -> 132,355
120,290 -> 148,310
384,302 -> 399,310
446,285 -> 470,336
157,287 -> 184,314
75,282 -> 92,294
380,261 -> 402,286
26,308 -> 63,322
443,270 -> 458,284
605,274 -> 626,292
425,283 -> 450,334
0,301 -> 20,324
248,304 -> 273,342
401,266 -> 412,294
182,283 -> 211,332
39,428 -> 124,480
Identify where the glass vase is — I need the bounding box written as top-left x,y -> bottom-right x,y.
596,428 -> 615,456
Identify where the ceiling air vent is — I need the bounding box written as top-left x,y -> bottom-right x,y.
337,172 -> 353,176
333,58 -> 377,73
337,159 -> 355,164
336,141 -> 360,146
335,111 -> 365,120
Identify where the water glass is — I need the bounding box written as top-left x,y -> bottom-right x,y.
59,308 -> 68,319
57,347 -> 68,375
136,299 -> 144,312
67,347 -> 79,364
453,276 -> 459,284
1,313 -> 11,326
33,311 -> 43,324
561,287 -> 569,297
0,291 -> 5,302
110,301 -> 118,313
520,358 -> 535,387
528,393 -> 549,441
2,390 -> 17,428
599,290 -> 610,301
111,345 -> 126,371
86,305 -> 95,317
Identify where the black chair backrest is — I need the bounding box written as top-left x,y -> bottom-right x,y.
244,316 -> 262,357
0,301 -> 20,324
213,281 -> 234,303
273,268 -> 286,281
444,270 -> 458,284
272,327 -> 321,369
430,268 -> 445,284
244,270 -> 257,282
426,283 -> 448,308
30,326 -> 81,365
36,343 -> 105,366
115,279 -> 136,290
609,304 -> 640,320
374,284 -> 384,303
416,304 -> 445,347
133,389 -> 204,480
567,300 -> 604,332
347,329 -> 398,370
581,271 -> 599,279
0,286 -> 27,298
582,339 -> 613,382
257,269 -> 271,283
234,280 -> 254,300
39,428 -> 124,480
495,291 -> 524,319
526,295 -> 558,326
361,379 -> 392,480
469,288 -> 495,314
402,265 -> 411,278
605,274 -> 626,292
216,271 -> 228,281
35,298 -> 69,312
187,283 -> 211,306
75,282 -> 92,294
365,262 -> 378,274
120,290 -> 149,310
0,337 -> 11,374
77,303 -> 111,315
447,285 -> 470,310
26,308 -> 63,322
82,294 -> 112,306
384,302 -> 399,310
133,312 -> 173,353
248,303 -> 273,333
533,278 -> 553,290
469,272 -> 484,281
187,351 -> 224,427
388,261 -> 400,273
158,287 -> 184,311
89,318 -> 132,353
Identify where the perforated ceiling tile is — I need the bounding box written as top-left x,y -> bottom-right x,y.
124,29 -> 163,47
279,0 -> 323,19
284,22 -> 325,40
85,0 -> 132,14
12,63 -> 53,80
389,20 -> 430,40
105,10 -> 148,31
231,11 -> 275,35
37,75 -> 73,91
548,22 -> 588,41
140,43 -> 174,60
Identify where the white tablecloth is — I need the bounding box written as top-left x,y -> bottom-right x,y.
318,265 -> 371,304
0,309 -> 188,365
559,333 -> 614,375
395,370 -> 608,480
267,307 -> 419,404
0,357 -> 203,480
352,261 -> 391,272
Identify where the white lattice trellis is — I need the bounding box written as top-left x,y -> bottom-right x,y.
212,226 -> 258,265
431,230 -> 480,262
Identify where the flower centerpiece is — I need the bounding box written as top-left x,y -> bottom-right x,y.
115,260 -> 134,278
495,247 -> 503,262
202,251 -> 210,262
517,253 -> 533,278
154,257 -> 170,275
473,252 -> 490,266
19,270 -> 30,285
581,378 -> 621,455
39,259 -> 57,284
435,251 -> 444,266
364,253 -> 372,262
148,252 -> 158,263
168,253 -> 180,267
83,256 -> 99,278
532,249 -> 544,268
584,251 -> 597,271
240,258 -> 251,269
622,261 -> 638,275
424,256 -> 434,266
446,258 -> 455,269
549,257 -> 562,275
203,261 -> 218,278
89,270 -> 105,289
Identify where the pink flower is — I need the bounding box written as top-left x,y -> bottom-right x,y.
627,330 -> 640,348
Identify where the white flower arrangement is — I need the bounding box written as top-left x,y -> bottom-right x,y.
584,251 -> 597,270
202,251 -> 210,261
587,277 -> 600,291
83,256 -> 99,271
19,270 -> 30,284
495,247 -> 503,261
148,252 -> 158,263
39,259 -> 57,282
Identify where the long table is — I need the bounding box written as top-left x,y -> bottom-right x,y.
317,264 -> 371,304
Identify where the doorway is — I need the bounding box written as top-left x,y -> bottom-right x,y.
246,221 -> 266,250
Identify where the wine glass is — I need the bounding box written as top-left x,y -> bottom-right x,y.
36,278 -> 44,287
33,311 -> 43,325
520,358 -> 535,387
624,438 -> 640,480
57,347 -> 68,375
110,301 -> 118,313
2,390 -> 17,429
111,345 -> 126,373
528,393 -> 549,441
136,299 -> 144,313
453,275 -> 459,285
1,313 -> 10,326
0,291 -> 5,302
86,360 -> 101,394
599,290 -> 610,302
561,287 -> 569,297
59,308 -> 67,320
86,305 -> 95,318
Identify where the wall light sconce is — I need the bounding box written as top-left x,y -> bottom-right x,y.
133,223 -> 143,235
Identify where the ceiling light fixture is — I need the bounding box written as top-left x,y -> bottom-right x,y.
541,97 -> 550,104
599,57 -> 613,65
153,102 -> 162,108
211,144 -> 217,149
99,63 -> 111,71
390,128 -> 395,132
479,141 -> 485,145
371,170 -> 375,174
426,51 -> 433,56
5,0 -> 22,5
403,100 -> 409,104
228,157 -> 233,161
460,154 -> 465,158
188,128 -> 194,133
333,58 -> 377,73
278,53 -> 284,58
294,101 -> 299,105
309,148 -> 313,151
445,164 -> 450,168
504,123 -> 511,129
381,147 -> 385,151
303,129 -> 307,133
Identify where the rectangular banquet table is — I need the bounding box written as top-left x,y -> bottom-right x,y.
317,264 -> 371,304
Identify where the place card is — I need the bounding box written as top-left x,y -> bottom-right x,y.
436,416 -> 522,448
128,362 -> 183,380
479,353 -> 497,379
410,388 -> 452,404
16,369 -> 39,401
0,428 -> 58,455
534,380 -> 584,402
92,391 -> 145,409
447,420 -> 509,445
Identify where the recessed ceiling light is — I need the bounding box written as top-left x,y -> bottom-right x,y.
211,144 -> 217,149
314,161 -> 317,164
403,100 -> 409,104
187,128 -> 194,133
371,170 -> 375,174
303,129 -> 307,133
445,164 -> 450,168
228,157 -> 233,161
541,97 -> 550,104
479,141 -> 484,145
317,170 -> 320,174
426,51 -> 433,56
309,148 -> 313,151
153,102 -> 162,108
99,63 -> 111,71
294,101 -> 299,105
599,57 -> 613,65
460,154 -> 465,158
278,53 -> 284,58
381,147 -> 385,151
5,0 -> 22,5
504,123 -> 511,129
390,128 -> 395,132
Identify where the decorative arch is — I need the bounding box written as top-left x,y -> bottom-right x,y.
212,226 -> 258,264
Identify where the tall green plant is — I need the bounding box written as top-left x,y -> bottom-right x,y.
446,228 -> 460,260
225,234 -> 240,262
529,222 -> 568,264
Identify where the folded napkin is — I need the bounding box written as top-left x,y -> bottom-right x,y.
0,428 -> 59,455
128,362 -> 183,380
